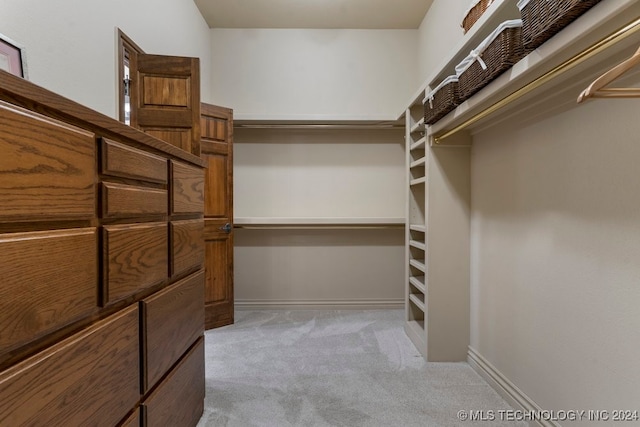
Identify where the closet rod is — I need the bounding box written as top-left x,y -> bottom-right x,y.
234,123 -> 403,130
234,224 -> 405,230
434,16 -> 640,144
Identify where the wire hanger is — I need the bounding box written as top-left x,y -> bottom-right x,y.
577,45 -> 640,103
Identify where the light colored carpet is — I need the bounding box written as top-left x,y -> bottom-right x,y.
196,310 -> 526,427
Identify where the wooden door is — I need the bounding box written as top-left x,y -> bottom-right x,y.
200,103 -> 234,329
130,53 -> 201,155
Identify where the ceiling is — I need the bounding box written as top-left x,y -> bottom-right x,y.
194,0 -> 434,29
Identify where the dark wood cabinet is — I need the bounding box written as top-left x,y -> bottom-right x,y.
0,69 -> 206,427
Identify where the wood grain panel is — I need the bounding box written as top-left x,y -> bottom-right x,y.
171,161 -> 204,214
102,182 -> 167,218
103,223 -> 168,304
142,76 -> 189,107
171,220 -> 204,277
0,102 -> 95,221
141,271 -> 204,392
142,338 -> 204,427
100,138 -> 167,184
200,115 -> 226,142
204,225 -> 234,329
0,228 -> 97,359
119,408 -> 140,427
143,128 -> 191,153
0,306 -> 140,427
204,154 -> 227,217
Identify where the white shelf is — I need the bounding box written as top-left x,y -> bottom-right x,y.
409,294 -> 426,313
409,259 -> 426,273
409,224 -> 426,233
410,137 -> 426,151
410,240 -> 426,251
234,217 -> 405,229
410,117 -> 425,134
428,0 -> 640,141
410,157 -> 426,169
427,0 -> 520,87
410,177 -> 426,186
409,276 -> 426,294
399,0 -> 519,115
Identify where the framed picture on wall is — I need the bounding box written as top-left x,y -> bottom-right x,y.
0,33 -> 27,79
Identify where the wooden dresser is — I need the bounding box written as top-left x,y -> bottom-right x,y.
0,70 -> 206,426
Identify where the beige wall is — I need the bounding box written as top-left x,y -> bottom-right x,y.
234,128 -> 406,307
210,28 -> 418,119
234,129 -> 405,218
471,98 -> 640,417
417,0 -> 469,82
0,0 -> 212,117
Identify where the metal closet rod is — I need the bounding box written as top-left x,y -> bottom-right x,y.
434,16 -> 640,144
234,123 -> 403,130
234,224 -> 405,230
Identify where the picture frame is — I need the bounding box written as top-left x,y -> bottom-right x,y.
0,33 -> 28,79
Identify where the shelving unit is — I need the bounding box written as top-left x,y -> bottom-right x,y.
402,0 -> 640,362
233,125 -> 406,309
429,0 -> 640,143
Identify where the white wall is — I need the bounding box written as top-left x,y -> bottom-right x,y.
233,127 -> 406,307
417,0 -> 470,82
210,29 -> 418,120
471,98 -> 640,418
234,128 -> 405,218
0,0 -> 212,117
235,228 -> 405,308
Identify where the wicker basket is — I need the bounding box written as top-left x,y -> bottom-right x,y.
424,76 -> 462,125
462,0 -> 495,33
518,0 -> 602,51
456,20 -> 526,100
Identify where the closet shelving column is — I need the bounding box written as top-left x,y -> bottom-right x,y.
405,98 -> 427,356
404,95 -> 471,362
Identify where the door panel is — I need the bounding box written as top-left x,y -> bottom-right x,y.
201,103 -> 234,329
131,54 -> 200,156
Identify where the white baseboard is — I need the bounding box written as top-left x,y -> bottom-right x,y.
468,347 -> 560,427
235,298 -> 404,310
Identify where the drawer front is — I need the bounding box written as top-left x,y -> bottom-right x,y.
103,222 -> 168,304
102,182 -> 167,218
101,138 -> 167,184
142,338 -> 205,427
142,270 -> 204,392
0,306 -> 140,427
171,219 -> 205,277
171,161 -> 204,215
0,103 -> 95,221
0,228 -> 97,358
119,408 -> 140,427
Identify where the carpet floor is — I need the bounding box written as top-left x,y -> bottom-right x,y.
196,310 -> 527,427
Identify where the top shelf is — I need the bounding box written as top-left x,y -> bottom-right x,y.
427,0 -> 521,88
402,0 -> 520,113
427,0 -> 640,143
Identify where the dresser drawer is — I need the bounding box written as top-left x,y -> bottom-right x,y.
141,270 -> 204,392
101,182 -> 167,218
171,219 -> 205,277
0,306 -> 140,427
0,228 -> 97,359
142,338 -> 205,427
103,222 -> 168,304
0,102 -> 95,221
100,138 -> 167,184
119,407 -> 140,427
170,160 -> 204,214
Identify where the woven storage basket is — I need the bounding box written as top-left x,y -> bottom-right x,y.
462,0 -> 495,33
518,0 -> 602,51
456,20 -> 526,100
424,76 -> 462,125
